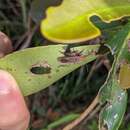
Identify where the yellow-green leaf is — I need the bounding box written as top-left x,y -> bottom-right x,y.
41,0 -> 130,43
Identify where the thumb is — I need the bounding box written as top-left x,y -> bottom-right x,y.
0,70 -> 30,130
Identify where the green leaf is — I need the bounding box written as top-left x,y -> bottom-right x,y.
92,16 -> 129,41
30,0 -> 62,23
105,22 -> 130,58
99,23 -> 130,130
45,113 -> 79,130
99,79 -> 127,130
41,0 -> 130,43
105,22 -> 130,89
0,45 -> 99,96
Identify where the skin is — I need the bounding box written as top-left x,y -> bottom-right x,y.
0,32 -> 30,130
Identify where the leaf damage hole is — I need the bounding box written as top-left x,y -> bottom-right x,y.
30,61 -> 51,75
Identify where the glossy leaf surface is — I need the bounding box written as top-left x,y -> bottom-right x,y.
41,0 -> 130,43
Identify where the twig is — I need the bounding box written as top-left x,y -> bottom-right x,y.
86,58 -> 101,82
63,95 -> 99,130
79,104 -> 101,130
19,0 -> 27,26
86,55 -> 111,82
14,16 -> 32,50
14,31 -> 29,49
20,24 -> 39,49
6,0 -> 19,16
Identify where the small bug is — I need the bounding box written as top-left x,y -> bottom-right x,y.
58,47 -> 86,64
60,49 -> 84,57
58,55 -> 86,64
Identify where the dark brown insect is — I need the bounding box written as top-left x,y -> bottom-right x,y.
58,55 -> 86,64
58,49 -> 86,64
60,49 -> 84,57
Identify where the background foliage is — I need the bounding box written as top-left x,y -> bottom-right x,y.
1,0 -> 130,130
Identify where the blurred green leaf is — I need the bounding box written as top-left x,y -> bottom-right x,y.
41,0 -> 130,43
30,0 -> 62,23
44,113 -> 79,130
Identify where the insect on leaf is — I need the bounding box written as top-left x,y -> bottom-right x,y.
0,45 -> 99,96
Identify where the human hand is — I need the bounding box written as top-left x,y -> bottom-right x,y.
0,32 -> 30,130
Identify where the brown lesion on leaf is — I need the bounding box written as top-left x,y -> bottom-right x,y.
58,46 -> 97,65
30,61 -> 51,75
